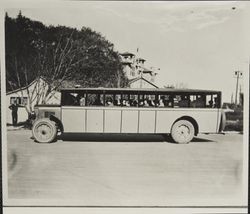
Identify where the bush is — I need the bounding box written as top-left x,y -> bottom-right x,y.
224,110 -> 243,132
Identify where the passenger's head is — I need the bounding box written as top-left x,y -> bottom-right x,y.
107,98 -> 113,105
133,100 -> 138,106
139,100 -> 144,106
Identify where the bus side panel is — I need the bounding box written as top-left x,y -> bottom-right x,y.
121,110 -> 138,133
62,108 -> 85,132
86,109 -> 104,132
195,109 -> 220,133
156,110 -> 176,133
138,110 -> 155,133
156,109 -> 219,134
104,109 -> 121,133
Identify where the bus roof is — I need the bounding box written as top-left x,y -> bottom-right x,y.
60,87 -> 221,94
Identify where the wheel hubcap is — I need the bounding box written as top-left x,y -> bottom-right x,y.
36,123 -> 53,141
177,125 -> 190,141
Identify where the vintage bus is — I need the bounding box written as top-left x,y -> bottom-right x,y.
32,88 -> 225,144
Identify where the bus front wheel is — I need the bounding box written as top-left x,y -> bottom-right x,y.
32,118 -> 57,143
171,120 -> 195,144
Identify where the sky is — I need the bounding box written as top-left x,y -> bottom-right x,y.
5,1 -> 250,103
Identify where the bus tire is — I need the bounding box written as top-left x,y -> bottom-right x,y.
171,120 -> 195,144
32,118 -> 57,143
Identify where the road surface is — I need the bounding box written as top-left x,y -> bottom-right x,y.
6,130 -> 245,206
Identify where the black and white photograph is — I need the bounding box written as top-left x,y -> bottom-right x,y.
1,1 -> 249,213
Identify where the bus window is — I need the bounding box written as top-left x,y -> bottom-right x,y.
196,95 -> 206,108
173,95 -> 181,107
137,94 -> 156,107
62,91 -> 85,106
190,94 -> 206,108
121,94 -> 130,107
113,94 -> 122,106
78,93 -> 86,106
105,93 -> 123,107
106,96 -> 114,106
129,94 -> 139,107
144,95 -> 155,107
213,94 -> 219,108
175,95 -> 190,108
87,93 -> 104,106
105,94 -> 114,106
206,95 -> 213,108
204,94 -> 220,108
158,94 -> 173,107
138,94 -> 144,107
190,95 -> 196,108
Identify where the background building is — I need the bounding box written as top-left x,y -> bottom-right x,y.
6,78 -> 60,125
119,52 -> 159,88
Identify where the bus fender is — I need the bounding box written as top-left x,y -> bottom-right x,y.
174,116 -> 199,136
219,109 -> 226,132
49,115 -> 64,133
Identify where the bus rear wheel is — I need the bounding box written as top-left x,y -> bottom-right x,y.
32,118 -> 57,143
171,120 -> 195,144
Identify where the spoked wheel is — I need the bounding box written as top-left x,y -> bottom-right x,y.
171,120 -> 195,144
32,118 -> 57,143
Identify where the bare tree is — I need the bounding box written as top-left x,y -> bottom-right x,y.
6,31 -> 85,113
38,32 -> 85,104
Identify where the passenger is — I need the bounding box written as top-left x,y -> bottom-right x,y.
208,99 -> 213,108
167,95 -> 174,107
158,96 -> 166,107
144,100 -> 149,107
179,95 -> 189,107
106,98 -> 114,106
213,97 -> 218,108
93,98 -> 102,106
191,96 -> 205,108
80,97 -> 86,106
138,100 -> 144,107
145,97 -> 152,107
113,99 -> 119,106
154,100 -> 159,107
116,99 -> 121,106
149,99 -> 155,107
165,100 -> 173,107
68,93 -> 78,105
132,100 -> 138,107
125,100 -> 130,106
159,99 -> 164,107
122,100 -> 126,106
75,94 -> 81,105
196,96 -> 205,108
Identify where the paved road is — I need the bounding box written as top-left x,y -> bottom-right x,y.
6,130 -> 245,206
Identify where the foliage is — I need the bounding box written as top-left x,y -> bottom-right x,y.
5,12 -> 127,111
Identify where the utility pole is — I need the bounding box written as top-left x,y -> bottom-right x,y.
234,71 -> 242,105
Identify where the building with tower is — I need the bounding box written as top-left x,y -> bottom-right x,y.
119,52 -> 159,88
